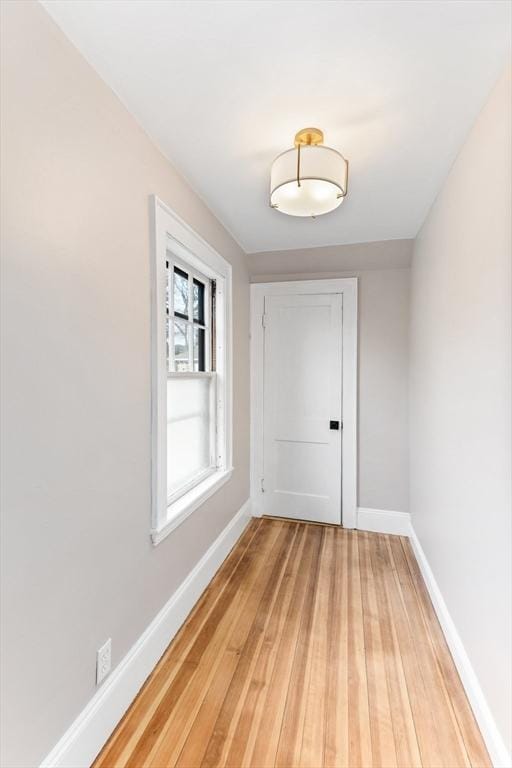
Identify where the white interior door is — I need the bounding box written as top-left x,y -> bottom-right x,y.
262,293 -> 343,525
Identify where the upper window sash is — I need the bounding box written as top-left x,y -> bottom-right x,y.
167,256 -> 212,373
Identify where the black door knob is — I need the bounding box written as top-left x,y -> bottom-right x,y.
329,420 -> 340,430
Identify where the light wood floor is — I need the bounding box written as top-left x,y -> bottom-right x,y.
94,518 -> 490,768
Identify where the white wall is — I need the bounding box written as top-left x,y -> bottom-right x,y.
0,3 -> 250,766
410,65 -> 512,755
249,240 -> 412,514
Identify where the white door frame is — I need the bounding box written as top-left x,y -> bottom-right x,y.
250,278 -> 358,528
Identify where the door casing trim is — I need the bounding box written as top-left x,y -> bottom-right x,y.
250,278 -> 358,528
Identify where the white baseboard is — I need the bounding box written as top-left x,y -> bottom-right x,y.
40,500 -> 252,768
409,526 -> 511,768
357,507 -> 411,536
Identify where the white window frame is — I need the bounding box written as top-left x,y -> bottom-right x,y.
151,196 -> 233,545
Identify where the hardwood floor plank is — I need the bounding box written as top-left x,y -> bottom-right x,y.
182,523 -> 300,768
93,519 -> 490,768
359,531 -> 398,768
250,524 -> 323,768
146,522 -> 289,767
324,528 -> 349,768
371,535 -> 422,768
379,535 -> 444,768
400,538 -> 491,768
222,523 -> 308,768
389,535 -> 471,768
347,531 -> 373,768
298,526 -> 334,767
124,520 -> 281,768
274,526 -> 324,767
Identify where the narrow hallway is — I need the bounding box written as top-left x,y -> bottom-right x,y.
95,519 -> 490,768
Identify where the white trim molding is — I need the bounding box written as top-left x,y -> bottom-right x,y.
151,469 -> 233,545
357,507 -> 411,536
250,278 -> 358,528
151,196 -> 233,545
40,501 -> 252,768
409,526 -> 511,768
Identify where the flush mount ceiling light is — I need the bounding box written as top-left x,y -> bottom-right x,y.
270,127 -> 349,218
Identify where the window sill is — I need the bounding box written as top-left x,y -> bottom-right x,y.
151,467 -> 234,546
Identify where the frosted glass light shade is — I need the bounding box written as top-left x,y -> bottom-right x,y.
270,145 -> 348,217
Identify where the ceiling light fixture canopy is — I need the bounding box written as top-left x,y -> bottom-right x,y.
270,127 -> 348,218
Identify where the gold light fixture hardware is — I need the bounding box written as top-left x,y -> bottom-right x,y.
294,127 -> 324,147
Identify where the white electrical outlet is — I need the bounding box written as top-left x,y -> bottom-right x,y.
96,638 -> 111,685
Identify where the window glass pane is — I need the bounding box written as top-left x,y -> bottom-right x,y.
193,279 -> 205,324
173,267 -> 188,317
193,326 -> 206,372
174,320 -> 189,372
167,377 -> 211,497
